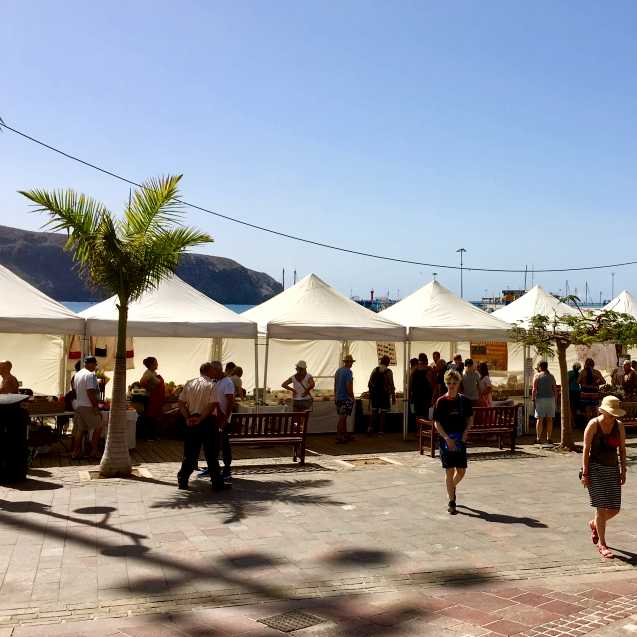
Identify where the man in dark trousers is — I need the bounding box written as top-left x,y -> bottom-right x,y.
177,362 -> 225,491
367,355 -> 395,435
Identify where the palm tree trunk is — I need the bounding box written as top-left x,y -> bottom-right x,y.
99,301 -> 132,477
556,340 -> 574,450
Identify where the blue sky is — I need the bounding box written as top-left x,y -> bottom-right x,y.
2,0 -> 636,302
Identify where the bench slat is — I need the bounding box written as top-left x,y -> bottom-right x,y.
417,405 -> 519,457
229,411 -> 309,464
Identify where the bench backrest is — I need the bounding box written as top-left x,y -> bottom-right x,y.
472,405 -> 519,430
621,401 -> 637,421
230,411 -> 308,437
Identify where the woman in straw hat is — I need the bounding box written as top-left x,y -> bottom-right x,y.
581,395 -> 627,559
282,361 -> 315,412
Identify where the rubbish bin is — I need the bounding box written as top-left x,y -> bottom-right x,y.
0,394 -> 30,482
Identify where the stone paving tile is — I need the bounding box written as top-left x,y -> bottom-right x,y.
2,443 -> 637,636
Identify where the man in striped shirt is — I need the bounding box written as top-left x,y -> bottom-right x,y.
177,362 -> 225,490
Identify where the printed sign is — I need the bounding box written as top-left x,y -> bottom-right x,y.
376,342 -> 397,365
469,342 -> 508,371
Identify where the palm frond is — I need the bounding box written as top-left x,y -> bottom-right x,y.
123,175 -> 184,238
19,188 -> 110,261
128,227 -> 213,301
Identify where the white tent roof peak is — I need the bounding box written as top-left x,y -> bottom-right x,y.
492,285 -> 578,328
379,279 -> 511,341
603,290 -> 637,318
80,274 -> 257,338
243,272 -> 406,341
0,263 -> 84,334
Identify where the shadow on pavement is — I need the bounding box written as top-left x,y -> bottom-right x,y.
1,477 -> 63,490
0,497 -> 504,637
456,504 -> 548,527
149,476 -> 345,524
608,546 -> 637,566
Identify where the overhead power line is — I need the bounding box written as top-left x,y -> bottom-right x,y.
1,119 -> 636,274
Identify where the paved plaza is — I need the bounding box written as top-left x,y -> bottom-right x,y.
1,436 -> 637,636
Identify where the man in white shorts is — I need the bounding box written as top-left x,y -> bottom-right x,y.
72,356 -> 102,459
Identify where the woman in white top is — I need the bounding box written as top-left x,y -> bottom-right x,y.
478,362 -> 493,407
282,361 -> 315,411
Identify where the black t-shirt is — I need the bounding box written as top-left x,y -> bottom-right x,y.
410,368 -> 432,403
433,394 -> 473,435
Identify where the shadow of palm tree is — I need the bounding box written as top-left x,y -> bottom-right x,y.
0,499 -> 147,541
149,477 -> 344,524
0,502 -> 502,636
456,505 -> 548,527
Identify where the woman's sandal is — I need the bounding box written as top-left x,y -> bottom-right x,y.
598,544 -> 614,559
589,520 -> 599,544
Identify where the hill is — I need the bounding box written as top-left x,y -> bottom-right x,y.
0,225 -> 281,304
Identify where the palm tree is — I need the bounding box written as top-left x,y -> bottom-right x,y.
20,175 -> 212,476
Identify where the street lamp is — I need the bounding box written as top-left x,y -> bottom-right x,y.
456,248 -> 467,298
611,272 -> 615,299
433,272 -> 438,281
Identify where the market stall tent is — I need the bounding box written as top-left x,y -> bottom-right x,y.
379,280 -> 511,341
603,291 -> 637,365
0,264 -> 85,394
224,273 -> 406,395
79,274 -> 258,391
603,290 -> 637,317
491,285 -> 581,378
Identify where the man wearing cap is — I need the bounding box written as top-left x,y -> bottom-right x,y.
71,356 -> 103,459
334,354 -> 355,443
282,361 -> 315,412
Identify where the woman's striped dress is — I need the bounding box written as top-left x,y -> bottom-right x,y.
588,462 -> 621,509
587,420 -> 622,510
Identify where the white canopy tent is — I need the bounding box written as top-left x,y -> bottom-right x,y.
224,273 -> 406,400
603,290 -> 637,317
491,285 -> 619,373
79,274 -> 258,390
358,280 -> 513,437
492,285 -> 581,381
0,264 -> 85,394
603,290 -> 637,365
380,280 -> 511,341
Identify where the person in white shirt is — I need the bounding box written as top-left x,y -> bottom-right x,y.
213,361 -> 236,482
177,362 -> 225,490
282,361 -> 315,412
71,356 -> 102,459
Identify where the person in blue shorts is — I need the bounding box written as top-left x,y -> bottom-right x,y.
433,369 -> 473,515
334,354 -> 355,444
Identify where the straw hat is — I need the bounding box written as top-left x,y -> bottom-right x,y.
599,395 -> 626,418
295,360 -> 307,369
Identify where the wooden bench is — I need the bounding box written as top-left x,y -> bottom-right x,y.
417,405 -> 520,457
228,411 -> 309,464
620,401 -> 637,436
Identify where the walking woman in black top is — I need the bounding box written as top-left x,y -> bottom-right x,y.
433,369 -> 474,515
581,395 -> 627,559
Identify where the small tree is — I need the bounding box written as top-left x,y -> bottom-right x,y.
20,175 -> 212,476
511,299 -> 637,450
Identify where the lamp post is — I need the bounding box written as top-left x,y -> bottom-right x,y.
611,272 -> 615,299
433,272 -> 438,281
456,248 -> 467,298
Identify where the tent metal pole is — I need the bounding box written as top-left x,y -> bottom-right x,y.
263,335 -> 270,406
403,340 -> 410,441
523,344 -> 529,434
254,337 -> 260,415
